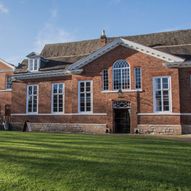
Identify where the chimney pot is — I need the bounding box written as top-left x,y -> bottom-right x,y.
100,29 -> 107,47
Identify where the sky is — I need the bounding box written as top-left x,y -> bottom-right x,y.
0,0 -> 191,66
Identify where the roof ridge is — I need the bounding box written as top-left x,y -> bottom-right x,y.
43,38 -> 100,47
46,53 -> 90,59
122,28 -> 191,38
42,28 -> 191,47
154,43 -> 191,48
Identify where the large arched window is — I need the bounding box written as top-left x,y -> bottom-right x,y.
113,60 -> 130,90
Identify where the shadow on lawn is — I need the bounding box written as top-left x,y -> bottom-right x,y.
1,151 -> 191,190
0,132 -> 191,191
0,148 -> 191,190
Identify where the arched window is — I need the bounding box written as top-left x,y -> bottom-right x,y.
113,59 -> 130,90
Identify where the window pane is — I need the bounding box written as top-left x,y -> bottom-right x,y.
86,82 -> 91,92
102,69 -> 109,90
52,84 -> 64,113
153,77 -> 170,112
6,76 -> 12,89
155,78 -> 161,90
33,96 -> 37,112
53,94 -> 57,112
80,93 -> 85,104
28,86 -> 32,95
80,106 -> 85,112
121,68 -> 130,89
163,90 -> 169,111
53,106 -> 57,112
113,60 -> 129,90
28,96 -> 32,112
87,106 -> 91,112
155,90 -> 162,111
114,69 -> 121,90
162,78 -> 169,89
86,93 -> 91,103
59,95 -> 63,110
80,91 -> 85,112
79,81 -> 92,112
80,82 -> 84,92
27,85 -> 38,113
29,60 -> 33,71
135,67 -> 141,89
34,59 -> 38,70
33,86 -> 37,94
59,84 -> 63,93
53,84 -> 58,93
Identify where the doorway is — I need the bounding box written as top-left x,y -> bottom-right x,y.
114,109 -> 130,133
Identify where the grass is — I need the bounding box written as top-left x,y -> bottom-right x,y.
0,132 -> 191,191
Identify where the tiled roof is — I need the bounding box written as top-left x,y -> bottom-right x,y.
16,29 -> 191,73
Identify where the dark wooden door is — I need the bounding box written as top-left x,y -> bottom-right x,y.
114,109 -> 130,133
5,104 -> 11,116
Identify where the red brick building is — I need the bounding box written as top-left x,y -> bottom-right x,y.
0,58 -> 15,125
11,29 -> 191,134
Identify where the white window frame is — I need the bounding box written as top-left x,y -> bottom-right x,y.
6,76 -> 12,90
112,59 -> 131,90
51,83 -> 65,114
153,76 -> 172,113
102,69 -> 109,91
134,67 -> 142,90
26,84 -> 39,114
28,58 -> 40,72
78,80 -> 93,113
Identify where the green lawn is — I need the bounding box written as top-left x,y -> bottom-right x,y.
0,132 -> 191,191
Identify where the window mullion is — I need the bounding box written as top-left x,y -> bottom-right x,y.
161,79 -> 164,112
32,60 -> 34,71
32,86 -> 34,112
120,69 -> 122,89
57,86 -> 59,112
85,82 -> 87,112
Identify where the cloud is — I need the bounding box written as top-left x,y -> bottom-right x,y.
6,56 -> 23,66
34,6 -> 75,52
34,23 -> 74,52
0,2 -> 9,14
50,8 -> 58,18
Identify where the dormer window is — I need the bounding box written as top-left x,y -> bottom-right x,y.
28,58 -> 40,72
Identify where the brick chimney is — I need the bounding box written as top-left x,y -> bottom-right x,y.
99,30 -> 107,47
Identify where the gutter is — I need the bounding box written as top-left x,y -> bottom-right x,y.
165,61 -> 191,68
13,69 -> 83,80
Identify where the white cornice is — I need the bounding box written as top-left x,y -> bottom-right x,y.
0,58 -> 15,70
165,61 -> 191,68
0,69 -> 14,73
14,69 -> 83,80
68,38 -> 184,70
121,38 -> 184,63
68,38 -> 122,70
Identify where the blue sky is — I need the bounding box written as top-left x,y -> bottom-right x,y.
0,0 -> 190,65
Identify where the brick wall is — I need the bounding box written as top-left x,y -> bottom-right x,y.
0,61 -> 13,117
11,46 -> 189,134
179,68 -> 191,125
